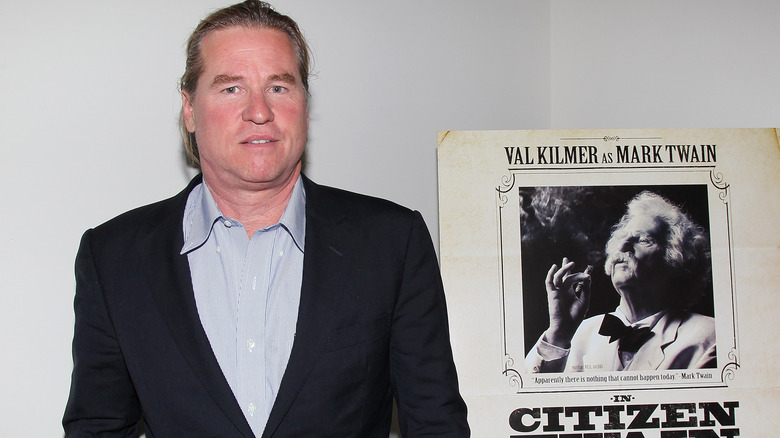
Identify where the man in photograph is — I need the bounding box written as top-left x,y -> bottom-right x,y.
62,1 -> 469,436
525,191 -> 716,373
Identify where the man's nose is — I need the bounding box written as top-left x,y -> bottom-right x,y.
243,92 -> 274,124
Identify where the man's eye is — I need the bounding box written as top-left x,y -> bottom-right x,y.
270,86 -> 286,93
638,237 -> 654,245
224,86 -> 239,94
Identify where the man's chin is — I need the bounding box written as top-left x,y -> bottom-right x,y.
611,273 -> 637,290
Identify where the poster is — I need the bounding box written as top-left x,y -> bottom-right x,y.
437,128 -> 780,436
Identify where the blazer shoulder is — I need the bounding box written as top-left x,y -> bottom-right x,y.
304,177 -> 418,223
88,175 -> 201,242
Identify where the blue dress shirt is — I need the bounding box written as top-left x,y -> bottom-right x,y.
181,177 -> 305,436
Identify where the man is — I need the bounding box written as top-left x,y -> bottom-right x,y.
63,1 -> 469,437
525,191 -> 716,373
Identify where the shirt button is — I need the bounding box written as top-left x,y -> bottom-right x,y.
216,246 -> 221,253
246,339 -> 255,352
278,250 -> 284,257
224,220 -> 233,227
248,402 -> 256,416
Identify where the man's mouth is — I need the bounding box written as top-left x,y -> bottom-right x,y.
610,252 -> 634,266
242,134 -> 277,145
611,253 -> 638,272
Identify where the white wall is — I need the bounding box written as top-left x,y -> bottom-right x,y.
2,1 -> 778,436
0,1 -> 544,436
550,0 -> 780,128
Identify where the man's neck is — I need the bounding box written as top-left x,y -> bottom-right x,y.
618,288 -> 667,323
204,169 -> 300,237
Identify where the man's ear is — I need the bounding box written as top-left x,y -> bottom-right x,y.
182,92 -> 196,133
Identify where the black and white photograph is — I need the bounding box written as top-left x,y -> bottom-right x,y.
518,185 -> 716,373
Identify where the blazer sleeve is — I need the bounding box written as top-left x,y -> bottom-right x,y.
389,211 -> 470,436
63,230 -> 142,437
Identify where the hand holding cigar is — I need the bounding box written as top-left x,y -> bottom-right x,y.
574,265 -> 594,296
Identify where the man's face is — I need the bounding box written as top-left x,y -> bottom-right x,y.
182,26 -> 308,192
608,213 -> 668,292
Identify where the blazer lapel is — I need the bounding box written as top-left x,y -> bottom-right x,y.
139,176 -> 255,438
262,177 -> 355,438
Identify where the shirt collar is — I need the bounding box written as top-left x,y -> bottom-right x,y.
280,176 -> 306,252
181,175 -> 306,254
612,307 -> 667,331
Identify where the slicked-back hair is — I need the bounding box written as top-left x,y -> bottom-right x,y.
179,0 -> 311,168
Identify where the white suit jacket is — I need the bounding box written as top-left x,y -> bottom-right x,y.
525,309 -> 717,373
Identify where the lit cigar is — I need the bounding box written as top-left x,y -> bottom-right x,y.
575,265 -> 594,296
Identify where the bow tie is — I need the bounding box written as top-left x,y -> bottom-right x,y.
598,314 -> 654,353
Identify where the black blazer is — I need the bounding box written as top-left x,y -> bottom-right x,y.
63,175 -> 469,437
